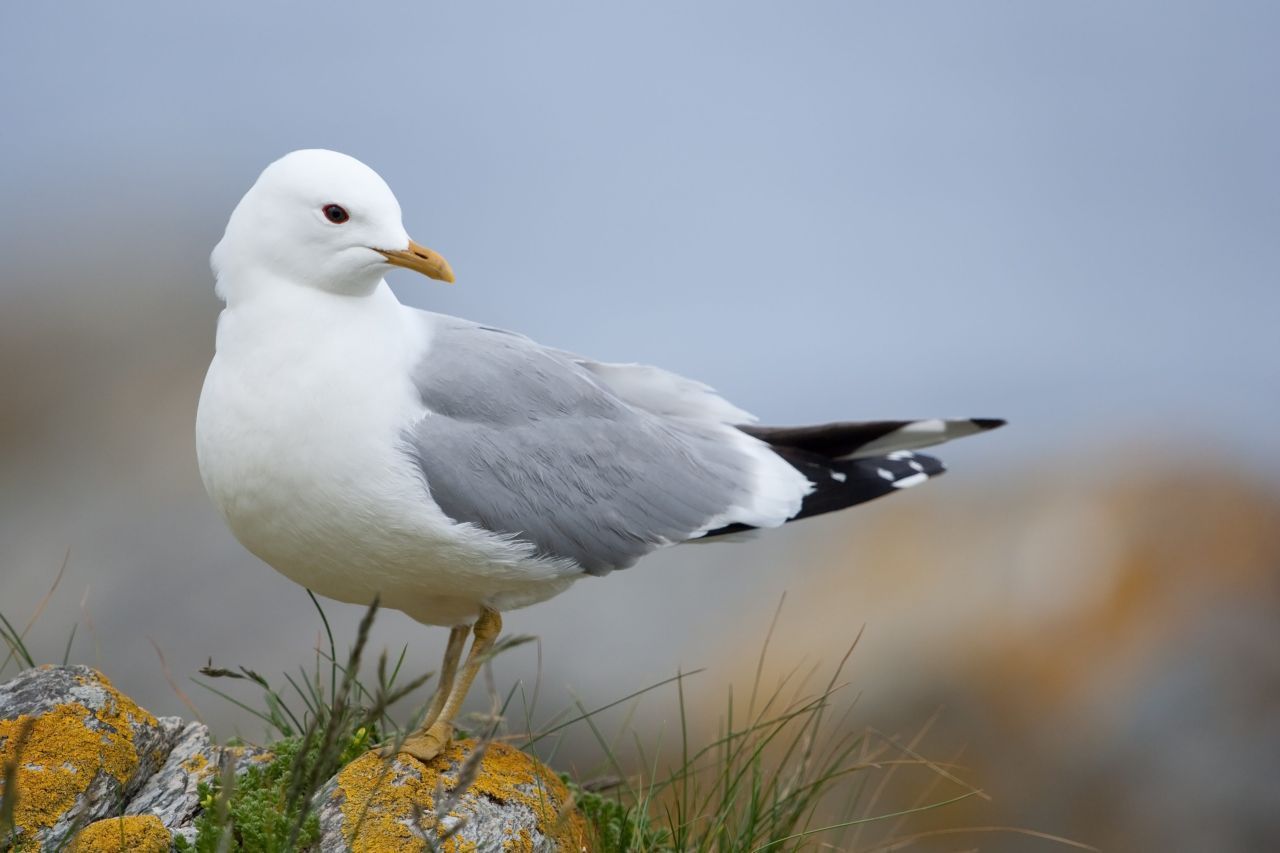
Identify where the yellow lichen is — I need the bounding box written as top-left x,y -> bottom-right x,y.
467,742 -> 586,851
0,670 -> 155,843
334,740 -> 588,853
332,750 -> 436,853
73,670 -> 160,734
70,814 -> 171,852
504,826 -> 537,852
181,751 -> 210,775
224,745 -> 272,766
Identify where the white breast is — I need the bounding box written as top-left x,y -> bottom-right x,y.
195,281 -> 578,625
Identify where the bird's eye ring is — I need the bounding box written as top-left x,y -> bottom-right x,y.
322,204 -> 350,224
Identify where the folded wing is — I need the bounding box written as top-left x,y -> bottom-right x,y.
404,316 -> 809,575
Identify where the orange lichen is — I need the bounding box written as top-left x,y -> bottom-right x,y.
0,670 -> 155,844
334,740 -> 587,853
70,814 -> 171,852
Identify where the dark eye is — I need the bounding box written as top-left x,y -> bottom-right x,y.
322,204 -> 349,224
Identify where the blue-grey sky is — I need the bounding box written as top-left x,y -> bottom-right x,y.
3,1 -> 1277,463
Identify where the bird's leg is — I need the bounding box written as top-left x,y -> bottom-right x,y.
421,624 -> 469,731
378,623 -> 468,758
393,608 -> 502,763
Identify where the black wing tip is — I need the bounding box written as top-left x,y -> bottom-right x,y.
703,449 -> 948,540
971,418 -> 1007,431
895,451 -> 945,479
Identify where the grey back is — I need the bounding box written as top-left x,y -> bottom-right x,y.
404,317 -> 757,575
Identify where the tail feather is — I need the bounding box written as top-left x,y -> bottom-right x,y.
705,418 -> 1003,538
740,417 -> 1005,460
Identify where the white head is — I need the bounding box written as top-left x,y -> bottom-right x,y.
211,149 -> 454,302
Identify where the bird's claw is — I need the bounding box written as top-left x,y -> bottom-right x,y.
377,721 -> 454,763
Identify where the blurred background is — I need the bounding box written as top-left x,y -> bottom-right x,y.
2,2 -> 1277,850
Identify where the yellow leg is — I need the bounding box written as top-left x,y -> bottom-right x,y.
422,625 -> 469,730
395,608 -> 502,763
379,623 -> 468,758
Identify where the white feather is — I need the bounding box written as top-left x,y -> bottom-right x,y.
569,360 -> 757,424
843,418 -> 987,459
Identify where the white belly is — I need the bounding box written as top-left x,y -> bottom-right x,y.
195,284 -> 579,625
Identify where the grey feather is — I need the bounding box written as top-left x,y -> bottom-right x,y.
403,317 -> 758,575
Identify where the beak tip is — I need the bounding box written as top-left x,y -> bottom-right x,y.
378,241 -> 456,284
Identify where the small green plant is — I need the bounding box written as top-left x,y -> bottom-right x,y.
182,596 -> 435,851
566,776 -> 671,851
175,737 -> 320,853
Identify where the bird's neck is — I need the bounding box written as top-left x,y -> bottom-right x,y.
215,267 -> 395,309
212,277 -> 413,363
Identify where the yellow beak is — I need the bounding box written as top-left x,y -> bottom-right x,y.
376,239 -> 456,283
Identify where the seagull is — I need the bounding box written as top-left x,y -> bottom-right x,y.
195,149 -> 1003,761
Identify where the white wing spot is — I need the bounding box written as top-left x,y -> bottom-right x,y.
887,450 -> 915,461
892,472 -> 929,489
830,471 -> 847,482
877,468 -> 895,481
908,460 -> 925,472
901,418 -> 946,434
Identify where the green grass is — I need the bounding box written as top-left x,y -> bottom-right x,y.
2,579 -> 1095,852
514,611 -> 991,853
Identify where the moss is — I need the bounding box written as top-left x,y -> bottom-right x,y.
0,669 -> 154,844
71,814 -> 170,852
334,740 -> 588,852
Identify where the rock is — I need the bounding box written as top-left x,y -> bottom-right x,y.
2,667 -> 589,852
120,719 -> 215,842
123,719 -> 273,845
69,814 -> 171,852
314,739 -> 589,852
0,665 -> 177,850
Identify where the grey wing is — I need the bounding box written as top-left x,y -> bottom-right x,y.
404,317 -> 761,575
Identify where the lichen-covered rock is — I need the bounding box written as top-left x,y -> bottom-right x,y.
70,814 -> 171,852
123,719 -> 272,846
2,668 -> 588,852
0,665 -> 177,850
121,719 -> 216,836
314,739 -> 588,852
